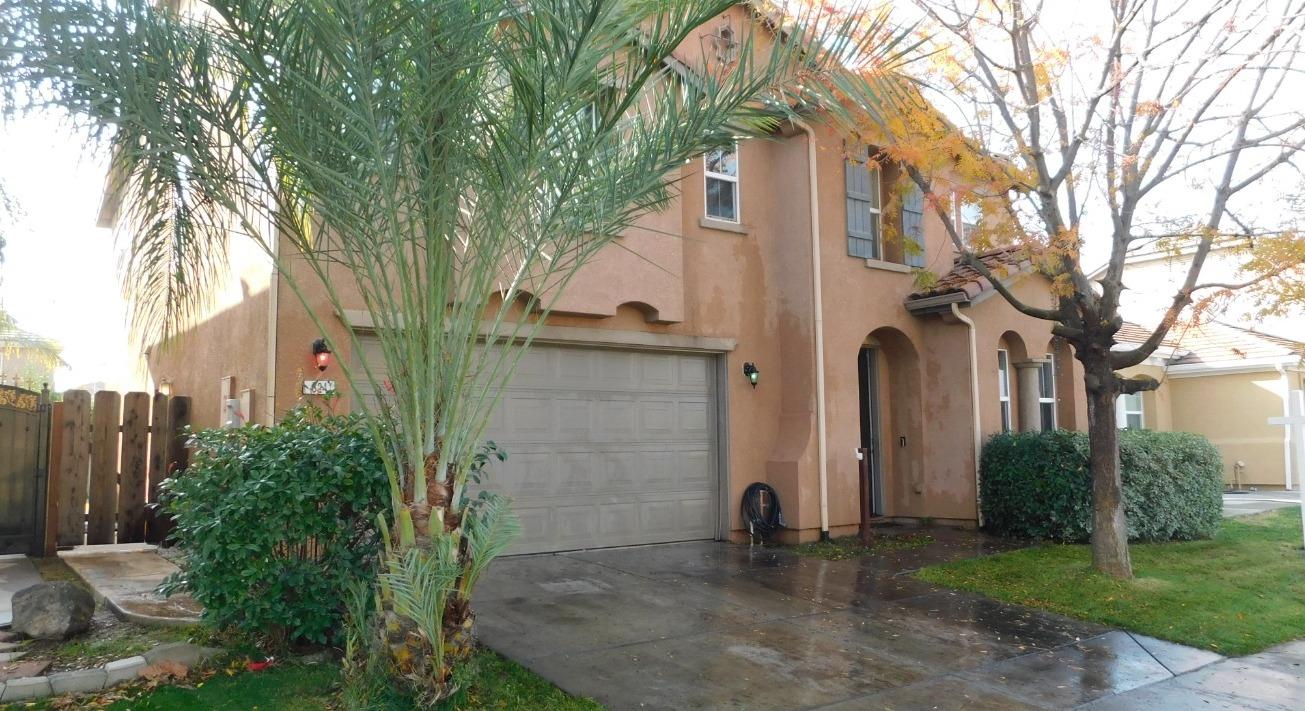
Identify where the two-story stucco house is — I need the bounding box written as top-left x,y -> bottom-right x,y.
100,8 -> 1090,552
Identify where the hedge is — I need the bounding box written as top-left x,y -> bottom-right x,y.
980,429 -> 1223,542
159,407 -> 390,645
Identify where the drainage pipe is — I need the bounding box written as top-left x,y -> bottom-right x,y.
951,302 -> 983,526
1277,363 -> 1293,490
792,117 -> 830,541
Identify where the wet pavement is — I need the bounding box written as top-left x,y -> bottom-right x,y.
474,529 -> 1235,710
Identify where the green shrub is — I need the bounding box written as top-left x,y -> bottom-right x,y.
980,429 -> 1223,542
159,407 -> 390,645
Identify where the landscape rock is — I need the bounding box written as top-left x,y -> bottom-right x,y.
144,642 -> 217,668
10,583 -> 94,640
0,659 -> 51,682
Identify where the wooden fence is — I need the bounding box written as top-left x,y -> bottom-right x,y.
44,390 -> 191,551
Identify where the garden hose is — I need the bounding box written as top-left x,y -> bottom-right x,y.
741,482 -> 786,542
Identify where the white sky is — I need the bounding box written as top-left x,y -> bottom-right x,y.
0,116 -> 139,391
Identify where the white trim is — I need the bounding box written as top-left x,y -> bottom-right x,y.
704,144 -> 740,223
1165,357 -> 1302,377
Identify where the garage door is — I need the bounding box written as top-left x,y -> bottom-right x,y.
352,338 -> 720,555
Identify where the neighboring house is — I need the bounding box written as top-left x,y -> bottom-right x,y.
1116,320 -> 1305,490
1099,238 -> 1304,342
0,321 -> 65,391
100,7 -> 1088,550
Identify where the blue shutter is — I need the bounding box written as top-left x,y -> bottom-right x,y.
902,182 -> 925,267
846,145 -> 880,259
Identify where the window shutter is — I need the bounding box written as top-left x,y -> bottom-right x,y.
846,144 -> 879,259
902,182 -> 926,267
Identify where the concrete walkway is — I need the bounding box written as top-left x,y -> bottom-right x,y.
1223,489 -> 1301,517
59,545 -> 201,626
0,556 -> 41,628
1083,638 -> 1305,710
474,531 -> 1228,710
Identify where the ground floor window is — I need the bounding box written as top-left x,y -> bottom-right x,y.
997,349 -> 1012,432
1116,392 -> 1144,429
1039,356 -> 1056,431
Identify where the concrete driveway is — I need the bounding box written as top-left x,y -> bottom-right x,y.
474,531 -> 1228,710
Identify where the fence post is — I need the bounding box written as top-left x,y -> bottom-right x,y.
55,390 -> 91,547
87,390 -> 122,544
118,393 -> 150,543
42,400 -> 64,556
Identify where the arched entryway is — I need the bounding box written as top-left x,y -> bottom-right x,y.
857,327 -> 924,517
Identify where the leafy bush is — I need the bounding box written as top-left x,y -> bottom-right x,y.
160,407 -> 390,645
980,429 -> 1223,542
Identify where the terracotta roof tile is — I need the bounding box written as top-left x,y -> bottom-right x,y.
907,245 -> 1035,301
1116,320 -> 1305,366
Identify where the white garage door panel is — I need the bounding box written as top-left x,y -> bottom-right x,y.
351,339 -> 718,555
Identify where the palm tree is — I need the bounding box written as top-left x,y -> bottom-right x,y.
1,0 -> 909,702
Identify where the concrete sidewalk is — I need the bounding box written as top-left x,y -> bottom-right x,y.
1082,638 -> 1305,710
0,555 -> 41,628
59,545 -> 201,626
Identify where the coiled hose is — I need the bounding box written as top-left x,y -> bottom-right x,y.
741,482 -> 786,541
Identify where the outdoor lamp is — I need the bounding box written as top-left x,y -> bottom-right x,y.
743,362 -> 760,388
312,338 -> 332,372
157,379 -> 172,396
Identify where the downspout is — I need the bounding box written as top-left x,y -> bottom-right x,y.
1277,363 -> 1293,490
792,117 -> 830,541
951,302 -> 983,526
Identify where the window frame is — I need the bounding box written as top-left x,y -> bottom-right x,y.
997,349 -> 1012,432
1116,392 -> 1145,430
1038,355 -> 1057,431
704,144 -> 740,223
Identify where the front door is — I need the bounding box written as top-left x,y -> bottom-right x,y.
857,348 -> 885,516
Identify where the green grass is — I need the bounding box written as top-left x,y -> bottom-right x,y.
791,533 -> 933,561
6,648 -> 601,710
916,508 -> 1305,656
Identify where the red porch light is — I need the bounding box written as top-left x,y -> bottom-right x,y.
312,338 -> 332,372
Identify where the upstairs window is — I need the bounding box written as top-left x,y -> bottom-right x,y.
1039,356 -> 1057,430
902,181 -> 926,267
954,196 -> 981,244
1116,393 -> 1144,429
704,146 -> 739,222
997,349 -> 1012,432
846,144 -> 882,258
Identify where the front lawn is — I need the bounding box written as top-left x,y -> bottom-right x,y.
8,648 -> 601,710
916,508 -> 1305,655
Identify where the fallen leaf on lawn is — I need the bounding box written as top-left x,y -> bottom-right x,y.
140,660 -> 190,684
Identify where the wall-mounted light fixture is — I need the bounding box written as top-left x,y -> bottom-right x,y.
312,338 -> 332,372
742,362 -> 760,388
157,379 -> 172,397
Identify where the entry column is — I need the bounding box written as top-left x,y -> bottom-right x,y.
1014,358 -> 1049,432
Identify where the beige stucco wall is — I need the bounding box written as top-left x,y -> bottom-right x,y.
1169,371 -> 1289,489
146,7 -> 1087,539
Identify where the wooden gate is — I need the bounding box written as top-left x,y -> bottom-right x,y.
43,389 -> 190,551
0,385 -> 51,555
